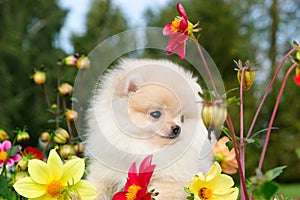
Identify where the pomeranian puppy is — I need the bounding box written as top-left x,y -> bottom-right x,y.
85,59 -> 214,200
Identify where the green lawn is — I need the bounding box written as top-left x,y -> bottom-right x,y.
278,183 -> 300,199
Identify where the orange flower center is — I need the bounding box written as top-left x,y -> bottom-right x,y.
46,180 -> 65,198
199,187 -> 212,199
125,184 -> 142,200
171,18 -> 181,32
0,151 -> 8,162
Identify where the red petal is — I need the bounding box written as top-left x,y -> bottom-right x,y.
177,3 -> 187,21
125,163 -> 139,189
163,23 -> 175,36
293,75 -> 300,86
177,3 -> 188,29
139,155 -> 156,187
112,192 -> 127,200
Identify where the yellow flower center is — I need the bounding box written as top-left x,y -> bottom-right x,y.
125,184 -> 142,200
0,151 -> 8,162
46,180 -> 65,198
171,18 -> 181,32
199,187 -> 212,199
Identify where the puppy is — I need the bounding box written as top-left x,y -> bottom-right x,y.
85,59 -> 214,199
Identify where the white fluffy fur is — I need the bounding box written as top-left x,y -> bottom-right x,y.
85,59 -> 214,199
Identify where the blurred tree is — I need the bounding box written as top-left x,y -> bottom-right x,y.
72,0 -> 128,53
0,0 -> 67,143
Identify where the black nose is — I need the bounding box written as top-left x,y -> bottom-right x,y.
171,125 -> 181,137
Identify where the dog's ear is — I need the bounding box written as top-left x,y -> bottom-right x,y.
125,75 -> 144,94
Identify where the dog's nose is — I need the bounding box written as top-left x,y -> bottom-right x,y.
171,125 -> 181,137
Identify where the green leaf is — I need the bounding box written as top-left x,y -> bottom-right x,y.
226,96 -> 240,106
222,126 -> 232,140
0,176 -> 17,200
226,141 -> 234,151
265,166 -> 287,181
244,138 -> 261,148
261,181 -> 279,200
7,145 -> 21,157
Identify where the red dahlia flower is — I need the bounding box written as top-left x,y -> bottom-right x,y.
112,155 -> 156,200
163,3 -> 200,59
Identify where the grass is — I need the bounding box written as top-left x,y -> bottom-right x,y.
278,183 -> 300,199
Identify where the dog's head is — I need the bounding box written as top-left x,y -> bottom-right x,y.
115,73 -> 184,140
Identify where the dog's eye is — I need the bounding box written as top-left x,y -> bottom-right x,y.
150,111 -> 161,119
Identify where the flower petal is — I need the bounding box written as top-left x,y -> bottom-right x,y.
60,158 -> 84,185
177,3 -> 188,29
74,180 -> 99,200
208,174 -> 235,194
177,3 -> 187,21
163,23 -> 175,36
12,153 -> 22,162
205,162 -> 222,182
47,149 -> 63,180
28,194 -> 57,200
13,177 -> 46,198
28,159 -> 52,184
139,155 -> 156,187
112,192 -> 127,200
1,140 -> 11,151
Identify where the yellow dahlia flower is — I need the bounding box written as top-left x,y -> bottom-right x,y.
187,162 -> 238,200
13,149 -> 98,199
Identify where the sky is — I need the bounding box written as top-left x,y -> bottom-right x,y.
58,0 -> 170,53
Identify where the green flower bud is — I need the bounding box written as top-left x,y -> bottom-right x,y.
33,71 -> 46,85
63,55 -> 78,67
14,171 -> 29,183
76,56 -> 90,70
74,142 -> 84,154
53,128 -> 69,144
40,131 -> 50,143
201,101 -> 227,132
17,130 -> 30,143
16,157 -> 29,172
65,109 -> 78,122
59,144 -> 75,159
0,129 -> 9,141
237,70 -> 255,91
235,60 -> 256,91
58,83 -> 73,96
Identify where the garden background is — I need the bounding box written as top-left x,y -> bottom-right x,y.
1,0 -> 300,196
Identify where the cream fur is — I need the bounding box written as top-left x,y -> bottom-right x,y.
85,59 -> 214,200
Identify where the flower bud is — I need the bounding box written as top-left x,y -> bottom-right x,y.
40,131 -> 50,143
33,71 -> 46,85
77,56 -> 90,70
201,101 -> 227,132
59,144 -> 75,159
0,129 -> 9,141
51,104 -> 57,110
17,130 -> 30,143
16,157 -> 29,172
14,171 -> 29,183
58,83 -> 73,96
235,60 -> 255,91
74,142 -> 84,154
237,70 -> 255,91
53,128 -> 69,144
65,109 -> 78,122
63,55 -> 78,67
